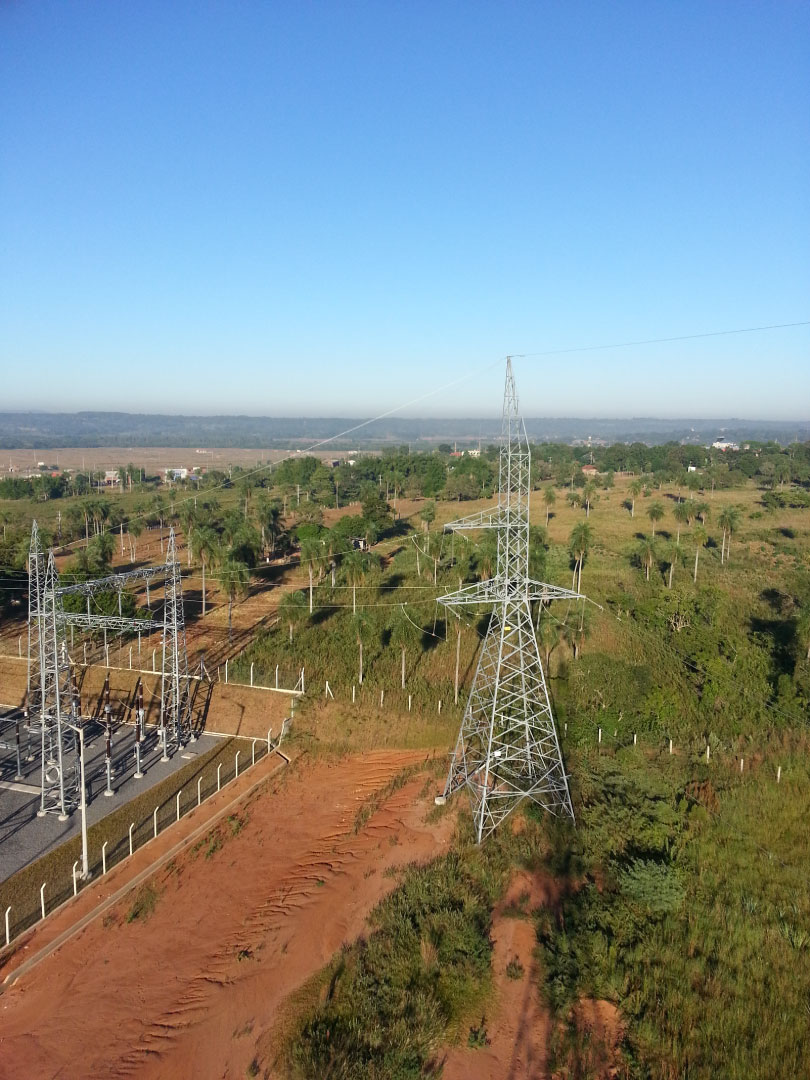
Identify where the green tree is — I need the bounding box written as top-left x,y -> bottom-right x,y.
692,524 -> 708,583
279,589 -> 307,644
568,521 -> 593,593
542,486 -> 556,526
638,536 -> 656,581
192,524 -> 219,617
219,555 -> 250,643
717,505 -> 741,564
299,536 -> 324,615
672,501 -> 690,542
646,501 -> 664,537
628,478 -> 643,518
667,541 -> 683,589
582,480 -> 598,517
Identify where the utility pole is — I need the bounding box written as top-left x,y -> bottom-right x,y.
436,359 -> 582,841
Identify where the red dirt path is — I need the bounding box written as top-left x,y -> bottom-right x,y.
0,749 -> 453,1080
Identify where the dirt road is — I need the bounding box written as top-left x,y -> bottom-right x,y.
0,749 -> 452,1080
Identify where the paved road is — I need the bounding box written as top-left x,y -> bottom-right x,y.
0,706 -> 223,882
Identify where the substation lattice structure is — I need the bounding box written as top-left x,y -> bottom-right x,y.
26,521 -> 192,819
437,358 -> 583,842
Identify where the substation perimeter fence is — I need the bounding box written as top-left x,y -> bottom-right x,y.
2,723 -> 290,950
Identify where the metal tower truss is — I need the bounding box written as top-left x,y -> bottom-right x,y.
25,522 -> 192,815
26,521 -> 46,736
159,530 -> 192,753
438,358 -> 582,841
37,552 -> 81,818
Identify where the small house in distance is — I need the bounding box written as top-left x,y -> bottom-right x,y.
711,437 -> 739,452
581,464 -> 599,477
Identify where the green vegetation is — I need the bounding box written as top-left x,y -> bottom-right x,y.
126,882 -> 160,923
3,438 -> 810,1076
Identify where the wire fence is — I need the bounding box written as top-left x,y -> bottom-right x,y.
2,722 -> 289,950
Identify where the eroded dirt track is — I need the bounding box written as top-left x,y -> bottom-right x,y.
0,749 -> 451,1080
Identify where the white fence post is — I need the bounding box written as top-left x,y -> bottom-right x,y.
408,694 -> 412,712
40,883 -> 46,920
777,765 -> 782,783
633,733 -> 637,745
252,740 -> 256,766
352,684 -> 355,703
72,861 -> 79,896
235,751 -> 240,778
669,738 -> 673,755
102,840 -> 108,875
4,906 -> 10,947
380,690 -> 384,707
267,729 -> 272,752
740,758 -> 744,773
217,763 -> 222,791
176,791 -> 181,821
152,649 -> 156,672
129,822 -> 134,856
153,806 -> 158,838
598,727 -> 602,744
198,776 -> 202,806
706,745 -> 710,763
275,664 -> 279,688
250,663 -> 254,687
438,700 -> 442,714
225,660 -> 228,684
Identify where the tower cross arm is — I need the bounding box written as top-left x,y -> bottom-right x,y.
443,506 -> 508,532
56,564 -> 169,597
59,613 -> 160,634
526,579 -> 584,604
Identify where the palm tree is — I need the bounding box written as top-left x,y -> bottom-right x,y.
628,478 -> 642,518
192,524 -> 219,617
219,555 -> 250,643
646,501 -> 664,538
672,501 -> 690,543
342,548 -> 369,615
717,505 -> 741,564
797,607 -> 810,662
692,524 -> 708,583
279,589 -> 307,644
299,536 -> 323,614
256,497 -> 283,556
638,536 -> 656,581
667,541 -> 683,589
568,521 -> 593,593
582,480 -> 597,517
127,518 -> 143,563
536,610 -> 560,669
542,486 -> 556,526
352,610 -> 372,685
388,606 -> 417,689
694,501 -> 710,525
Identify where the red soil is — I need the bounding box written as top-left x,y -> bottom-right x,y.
441,868 -> 562,1080
0,749 -> 453,1080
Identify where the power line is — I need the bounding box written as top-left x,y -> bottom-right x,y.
511,319 -> 810,359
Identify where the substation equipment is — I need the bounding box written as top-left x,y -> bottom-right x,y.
24,521 -> 193,819
437,358 -> 584,841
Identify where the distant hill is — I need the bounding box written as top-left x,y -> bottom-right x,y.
0,411 -> 807,450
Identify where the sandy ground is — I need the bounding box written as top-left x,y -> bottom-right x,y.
0,748 -> 452,1080
1,447 -> 378,474
441,868 -> 561,1080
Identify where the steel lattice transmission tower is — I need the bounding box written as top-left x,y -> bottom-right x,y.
160,529 -> 192,751
36,551 -> 81,818
437,358 -> 582,841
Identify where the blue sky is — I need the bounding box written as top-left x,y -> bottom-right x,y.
1,1 -> 808,418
